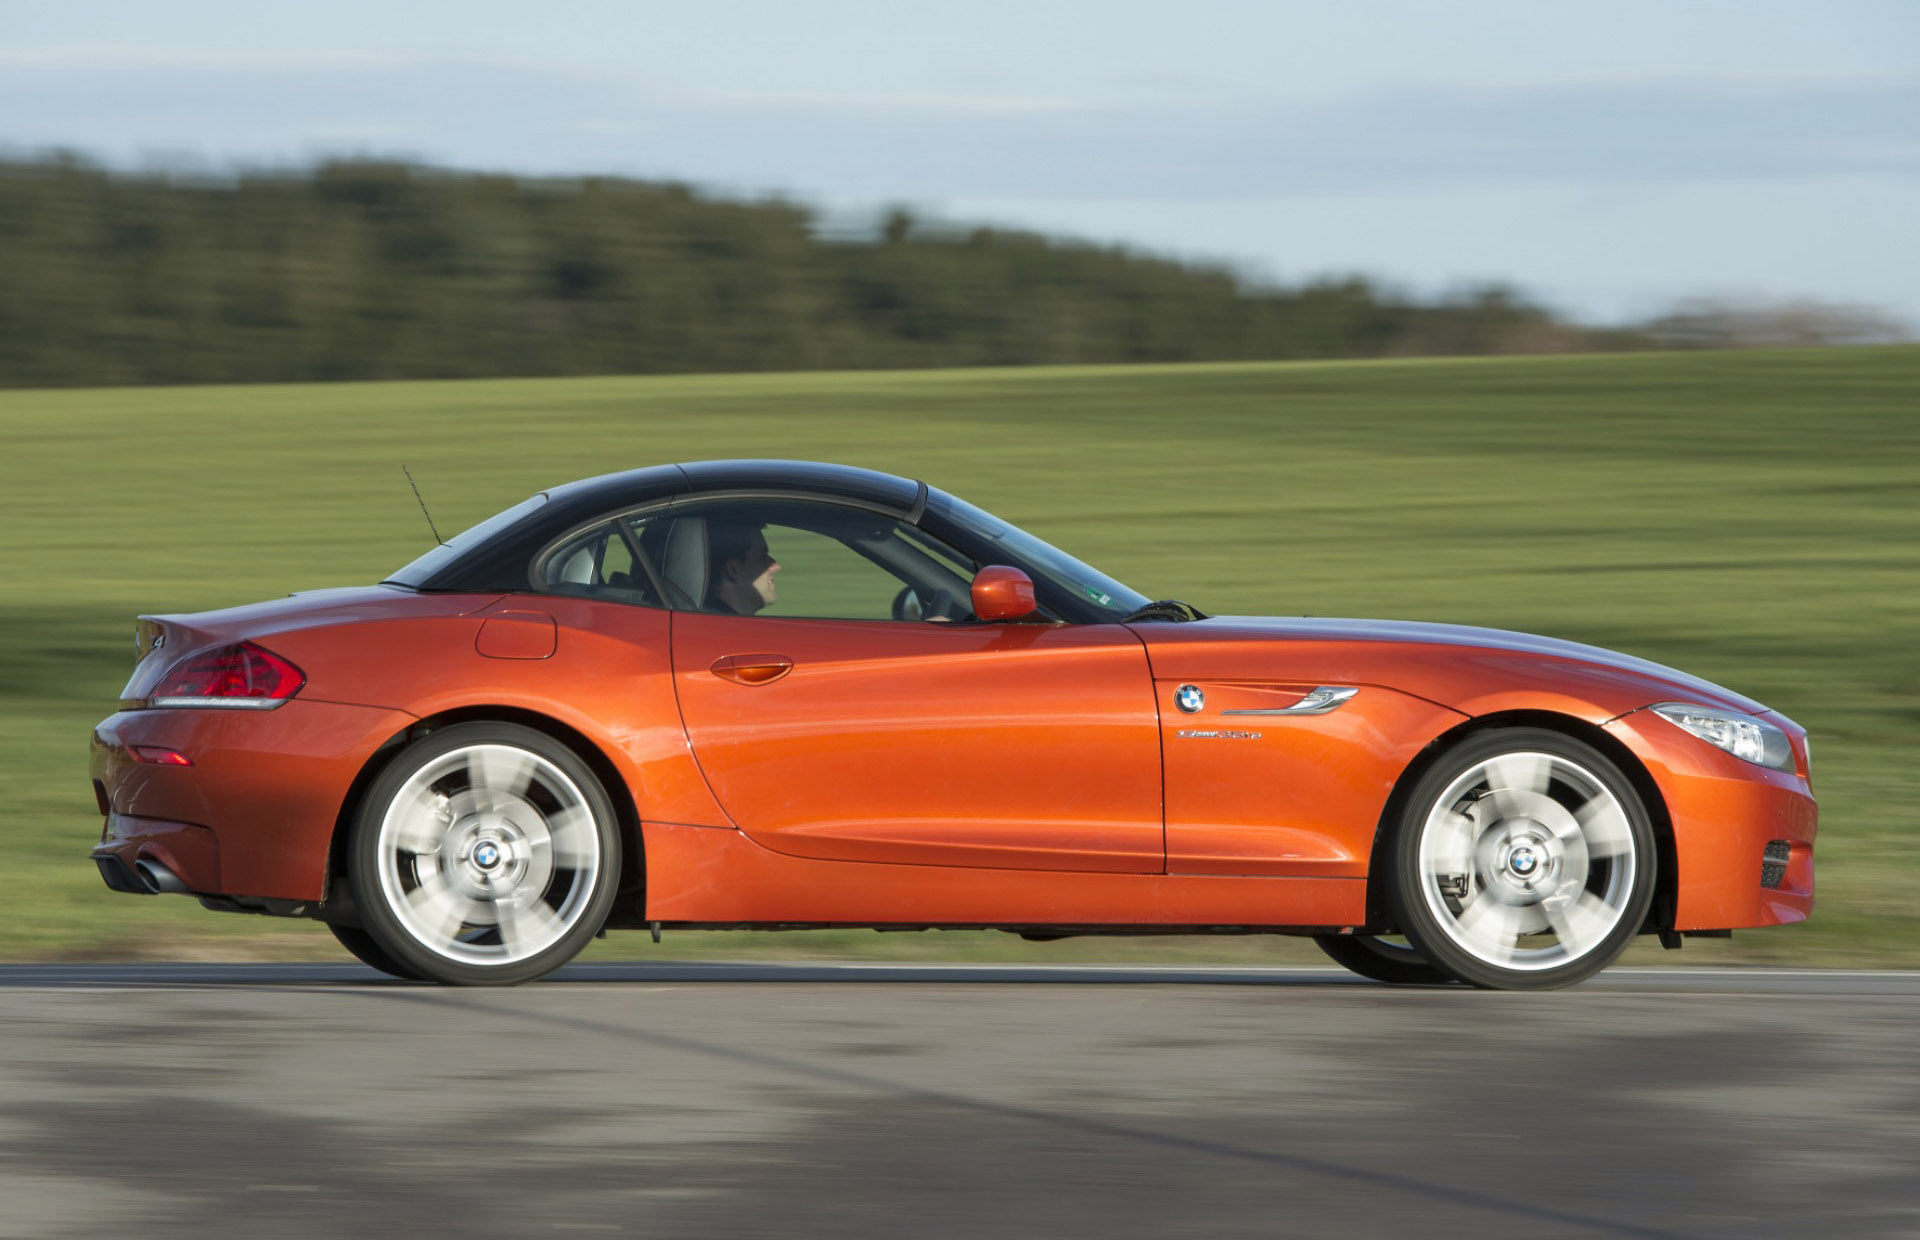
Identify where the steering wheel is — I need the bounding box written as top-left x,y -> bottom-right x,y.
891,586 -> 963,622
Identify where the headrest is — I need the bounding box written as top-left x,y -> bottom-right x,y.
555,544 -> 596,586
660,515 -> 709,609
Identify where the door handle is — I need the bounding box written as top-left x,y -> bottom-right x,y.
710,654 -> 794,686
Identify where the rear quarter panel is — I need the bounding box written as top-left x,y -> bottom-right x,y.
94,701 -> 414,898
260,595 -> 727,830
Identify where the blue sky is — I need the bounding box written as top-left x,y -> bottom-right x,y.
6,0 -> 1917,325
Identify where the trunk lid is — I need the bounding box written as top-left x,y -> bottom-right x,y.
120,585 -> 501,706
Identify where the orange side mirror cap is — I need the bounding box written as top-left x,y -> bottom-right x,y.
971,565 -> 1037,622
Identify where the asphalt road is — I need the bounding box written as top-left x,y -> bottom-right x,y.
2,964 -> 1915,1239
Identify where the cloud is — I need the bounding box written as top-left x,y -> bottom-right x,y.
3,52 -> 1914,199
692,89 -> 1098,118
0,44 -> 414,71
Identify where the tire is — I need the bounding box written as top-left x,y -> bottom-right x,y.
1387,728 -> 1655,991
326,921 -> 425,981
1313,934 -> 1457,985
347,722 -> 622,986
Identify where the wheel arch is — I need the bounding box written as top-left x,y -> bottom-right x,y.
1362,709 -> 1677,935
326,705 -> 647,926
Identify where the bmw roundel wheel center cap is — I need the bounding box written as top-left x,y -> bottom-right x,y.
455,818 -> 526,888
434,791 -> 553,906
1478,819 -> 1565,902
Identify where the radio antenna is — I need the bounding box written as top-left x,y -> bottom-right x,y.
402,465 -> 447,546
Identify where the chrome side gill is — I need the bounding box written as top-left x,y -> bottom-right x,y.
1221,686 -> 1359,717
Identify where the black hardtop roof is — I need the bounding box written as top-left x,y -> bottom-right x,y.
547,459 -> 921,515
404,460 -> 926,592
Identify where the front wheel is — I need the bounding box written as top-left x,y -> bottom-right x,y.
348,722 -> 621,986
1388,728 -> 1655,991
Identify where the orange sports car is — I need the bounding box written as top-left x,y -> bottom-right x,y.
89,461 -> 1815,988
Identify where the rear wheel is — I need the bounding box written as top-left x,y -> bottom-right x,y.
348,722 -> 621,986
1388,728 -> 1655,991
1313,934 -> 1456,985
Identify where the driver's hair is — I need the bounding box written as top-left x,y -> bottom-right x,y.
705,519 -> 766,603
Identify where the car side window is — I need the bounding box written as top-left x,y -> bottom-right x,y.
639,498 -> 981,622
759,524 -> 910,619
538,522 -> 663,607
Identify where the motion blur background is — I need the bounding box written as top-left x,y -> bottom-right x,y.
2,1 -> 1915,963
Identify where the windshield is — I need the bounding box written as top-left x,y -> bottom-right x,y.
383,493 -> 549,587
925,490 -> 1150,621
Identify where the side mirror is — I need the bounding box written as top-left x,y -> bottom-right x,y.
970,565 -> 1037,622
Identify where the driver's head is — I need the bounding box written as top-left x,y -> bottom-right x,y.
707,520 -> 779,614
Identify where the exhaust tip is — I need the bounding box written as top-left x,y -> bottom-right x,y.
133,858 -> 191,895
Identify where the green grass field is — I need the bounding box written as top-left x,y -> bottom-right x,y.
2,347 -> 1915,967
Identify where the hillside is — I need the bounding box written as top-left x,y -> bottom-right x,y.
0,156 -> 1624,387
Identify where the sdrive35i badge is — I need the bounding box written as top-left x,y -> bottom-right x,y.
1175,684 -> 1204,713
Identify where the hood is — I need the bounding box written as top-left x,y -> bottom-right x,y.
1134,615 -> 1768,720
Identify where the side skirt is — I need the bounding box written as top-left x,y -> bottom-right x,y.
641,821 -> 1367,929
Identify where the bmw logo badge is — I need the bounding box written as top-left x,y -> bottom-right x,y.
1176,685 -> 1205,714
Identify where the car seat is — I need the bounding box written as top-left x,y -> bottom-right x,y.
658,515 -> 709,610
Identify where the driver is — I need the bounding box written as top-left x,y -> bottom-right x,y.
706,520 -> 780,615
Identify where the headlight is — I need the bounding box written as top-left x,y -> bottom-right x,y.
1650,703 -> 1794,771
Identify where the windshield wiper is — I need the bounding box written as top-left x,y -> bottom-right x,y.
1118,599 -> 1207,624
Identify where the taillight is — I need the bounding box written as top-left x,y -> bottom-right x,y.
150,642 -> 305,709
129,745 -> 193,766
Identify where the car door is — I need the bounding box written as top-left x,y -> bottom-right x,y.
661,498 -> 1165,873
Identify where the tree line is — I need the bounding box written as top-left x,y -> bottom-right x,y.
0,154 -> 1700,388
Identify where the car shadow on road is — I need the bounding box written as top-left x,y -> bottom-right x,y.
0,961 -> 1422,988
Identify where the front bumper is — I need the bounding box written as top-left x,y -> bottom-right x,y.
1605,708 -> 1816,931
89,700 -> 415,903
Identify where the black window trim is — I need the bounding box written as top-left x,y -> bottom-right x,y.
523,483 -> 1115,625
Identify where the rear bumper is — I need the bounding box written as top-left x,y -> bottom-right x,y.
89,700 -> 415,902
90,815 -> 219,894
1605,708 -> 1817,931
